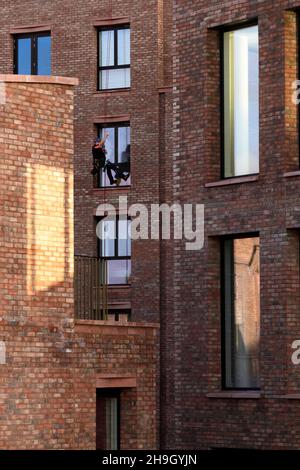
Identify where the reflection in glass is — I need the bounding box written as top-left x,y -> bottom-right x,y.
107,259 -> 131,285
117,28 -> 130,65
223,25 -> 259,177
118,219 -> 131,256
99,27 -> 130,90
118,126 -> 131,186
99,30 -> 114,67
37,36 -> 51,75
17,38 -> 31,74
100,218 -> 131,285
223,237 -> 260,389
101,219 -> 115,257
100,68 -> 130,90
118,126 -> 131,163
99,126 -> 130,187
96,393 -> 119,450
100,127 -> 115,187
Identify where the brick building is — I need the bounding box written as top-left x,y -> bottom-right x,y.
0,75 -> 158,450
170,0 -> 300,450
1,0 -> 300,451
0,0 -> 167,451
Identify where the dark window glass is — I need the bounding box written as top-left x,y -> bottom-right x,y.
98,124 -> 131,187
99,216 -> 131,285
222,236 -> 260,389
14,33 -> 51,75
98,26 -> 130,90
96,390 -> 120,450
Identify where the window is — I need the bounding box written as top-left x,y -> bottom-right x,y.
98,26 -> 130,90
222,236 -> 260,389
222,24 -> 259,178
96,390 -> 120,450
98,124 -> 131,187
107,309 -> 131,321
98,216 -> 131,285
14,32 -> 51,75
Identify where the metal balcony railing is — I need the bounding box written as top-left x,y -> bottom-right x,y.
74,255 -> 108,320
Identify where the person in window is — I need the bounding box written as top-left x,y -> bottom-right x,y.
119,144 -> 130,175
105,144 -> 131,186
91,133 -> 109,175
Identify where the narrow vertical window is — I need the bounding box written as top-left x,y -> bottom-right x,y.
37,35 -> 51,75
98,26 -> 130,90
14,32 -> 51,75
223,25 -> 259,177
16,37 -> 32,74
222,236 -> 260,389
96,390 -> 120,450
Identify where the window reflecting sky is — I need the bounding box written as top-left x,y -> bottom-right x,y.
37,36 -> 51,75
17,38 -> 31,74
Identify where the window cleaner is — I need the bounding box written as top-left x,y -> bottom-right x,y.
91,132 -> 109,175
91,135 -> 130,186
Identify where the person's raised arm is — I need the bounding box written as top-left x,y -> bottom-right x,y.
96,131 -> 109,147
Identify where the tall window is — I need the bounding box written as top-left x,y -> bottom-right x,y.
222,236 -> 260,389
223,25 -> 259,177
98,124 -> 131,187
98,216 -> 131,285
96,390 -> 120,450
98,26 -> 130,90
14,33 -> 51,75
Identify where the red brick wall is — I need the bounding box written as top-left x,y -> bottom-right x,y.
0,76 -> 76,328
0,0 -> 170,449
0,76 -> 77,449
4,0 -> 300,452
74,322 -> 159,450
0,76 -> 159,450
0,0 -> 173,324
169,0 -> 300,450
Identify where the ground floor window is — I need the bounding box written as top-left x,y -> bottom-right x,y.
96,389 -> 120,450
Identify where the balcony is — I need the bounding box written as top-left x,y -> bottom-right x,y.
74,255 -> 108,320
74,255 -> 131,321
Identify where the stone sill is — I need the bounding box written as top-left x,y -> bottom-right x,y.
205,174 -> 259,188
206,391 -> 261,399
96,375 -> 137,389
75,319 -> 159,329
283,170 -> 300,178
0,74 -> 78,86
75,320 -> 160,337
158,86 -> 173,93
278,394 -> 300,399
108,284 -> 131,289
92,186 -> 131,194
93,88 -> 130,97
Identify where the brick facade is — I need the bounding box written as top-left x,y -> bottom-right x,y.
2,0 -> 300,451
170,0 -> 300,450
0,76 -> 159,450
